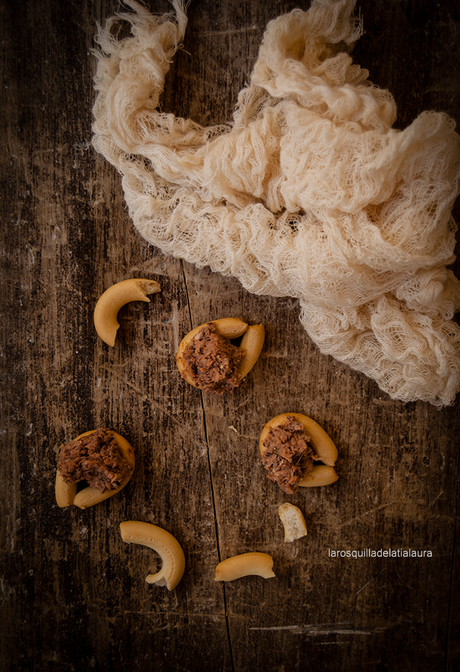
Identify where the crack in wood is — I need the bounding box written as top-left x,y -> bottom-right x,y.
354,568 -> 386,596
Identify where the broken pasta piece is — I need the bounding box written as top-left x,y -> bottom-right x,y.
278,502 -> 308,542
215,552 -> 275,582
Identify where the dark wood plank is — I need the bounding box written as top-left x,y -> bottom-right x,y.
0,0 -> 231,669
1,0 -> 460,670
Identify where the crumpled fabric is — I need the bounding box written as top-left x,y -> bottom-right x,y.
92,0 -> 460,406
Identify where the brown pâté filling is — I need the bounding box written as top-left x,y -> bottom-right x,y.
262,416 -> 319,494
57,428 -> 132,493
181,322 -> 246,394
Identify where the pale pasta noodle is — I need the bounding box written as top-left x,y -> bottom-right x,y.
91,0 -> 460,406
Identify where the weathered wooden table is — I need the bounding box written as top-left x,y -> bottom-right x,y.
2,1 -> 459,670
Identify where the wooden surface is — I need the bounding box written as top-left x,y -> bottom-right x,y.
1,0 -> 460,670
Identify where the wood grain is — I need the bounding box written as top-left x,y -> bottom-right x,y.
1,0 -> 459,670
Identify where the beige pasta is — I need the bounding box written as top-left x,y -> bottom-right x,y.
259,412 -> 339,492
94,278 -> 161,346
278,502 -> 308,542
55,429 -> 135,509
298,464 -> 339,488
176,317 -> 265,391
215,552 -> 275,582
120,521 -> 186,591
260,412 -> 338,467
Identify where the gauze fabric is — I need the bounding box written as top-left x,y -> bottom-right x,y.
92,0 -> 460,406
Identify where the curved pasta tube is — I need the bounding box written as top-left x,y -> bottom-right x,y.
176,317 -> 265,388
55,429 -> 135,509
298,464 -> 339,487
94,278 -> 161,346
259,412 -> 339,489
239,324 -> 266,379
215,552 -> 275,582
260,412 -> 338,466
120,521 -> 186,591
